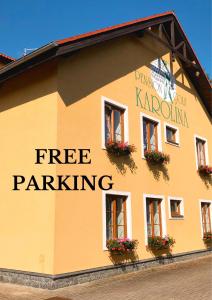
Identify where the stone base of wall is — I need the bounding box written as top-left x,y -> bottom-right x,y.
0,248 -> 211,289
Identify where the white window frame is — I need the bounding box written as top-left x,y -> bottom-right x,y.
164,122 -> 180,146
199,199 -> 212,238
140,113 -> 162,159
102,190 -> 132,250
194,135 -> 209,170
101,96 -> 129,149
143,194 -> 167,245
167,196 -> 184,220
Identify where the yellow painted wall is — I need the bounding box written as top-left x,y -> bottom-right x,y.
0,34 -> 211,275
0,62 -> 58,273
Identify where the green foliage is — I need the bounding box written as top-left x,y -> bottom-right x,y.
106,142 -> 136,156
144,150 -> 170,164
148,235 -> 175,250
106,238 -> 138,253
198,165 -> 212,175
203,232 -> 212,241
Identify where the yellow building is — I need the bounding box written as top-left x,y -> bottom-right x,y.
0,11 -> 211,289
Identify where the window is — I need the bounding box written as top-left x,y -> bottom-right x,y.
146,198 -> 162,237
143,118 -> 158,152
196,138 -> 206,167
102,97 -> 128,148
201,202 -> 211,236
103,191 -> 132,249
170,200 -> 180,217
105,104 -> 124,144
168,197 -> 184,219
141,113 -> 162,158
164,123 -> 179,146
194,135 -> 209,170
170,200 -> 183,218
143,194 -> 166,245
106,194 -> 127,240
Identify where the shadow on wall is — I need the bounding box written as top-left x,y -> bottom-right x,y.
199,174 -> 212,189
108,251 -> 139,266
203,240 -> 212,250
0,61 -> 57,113
146,247 -> 174,263
106,152 -> 138,175
57,35 -> 168,107
146,161 -> 170,181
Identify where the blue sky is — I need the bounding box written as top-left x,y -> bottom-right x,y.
1,0 -> 211,77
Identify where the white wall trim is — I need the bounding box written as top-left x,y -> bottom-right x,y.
164,122 -> 180,146
140,112 -> 162,159
199,199 -> 212,238
143,194 -> 166,245
101,96 -> 129,149
194,134 -> 209,170
102,190 -> 132,250
167,196 -> 184,220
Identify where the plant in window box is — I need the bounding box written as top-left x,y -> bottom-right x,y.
106,141 -> 136,156
203,232 -> 212,242
148,235 -> 175,250
198,165 -> 212,176
144,150 -> 170,164
106,238 -> 138,254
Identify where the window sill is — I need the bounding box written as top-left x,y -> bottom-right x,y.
165,141 -> 180,147
169,216 -> 184,220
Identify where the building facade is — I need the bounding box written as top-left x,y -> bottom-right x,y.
0,12 -> 211,288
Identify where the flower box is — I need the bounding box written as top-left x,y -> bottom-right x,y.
106,238 -> 138,254
144,150 -> 170,164
106,141 -> 136,156
203,232 -> 212,242
198,165 -> 212,176
148,235 -> 175,250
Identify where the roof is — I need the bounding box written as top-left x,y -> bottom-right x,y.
56,11 -> 173,45
0,11 -> 211,115
0,53 -> 15,64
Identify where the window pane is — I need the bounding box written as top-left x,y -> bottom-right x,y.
117,226 -> 124,238
146,200 -> 151,224
206,222 -> 211,233
171,201 -> 175,212
106,197 -> 113,240
143,120 -> 147,151
106,212 -> 112,226
153,200 -> 159,218
205,206 -> 211,232
196,139 -> 205,166
116,198 -> 124,225
114,110 -> 122,142
166,127 -> 175,142
106,226 -> 113,240
105,107 -> 111,143
150,123 -> 156,150
154,224 -> 160,236
147,224 -> 152,237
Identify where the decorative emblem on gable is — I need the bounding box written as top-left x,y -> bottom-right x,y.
151,58 -> 176,103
